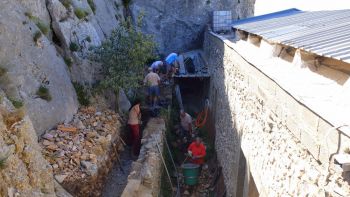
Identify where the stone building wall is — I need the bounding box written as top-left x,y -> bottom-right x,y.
203,32 -> 350,197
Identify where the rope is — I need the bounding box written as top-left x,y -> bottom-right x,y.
164,137 -> 181,197
156,141 -> 174,196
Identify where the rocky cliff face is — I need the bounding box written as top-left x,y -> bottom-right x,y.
0,0 -> 125,135
131,0 -> 255,55
0,0 -> 254,134
0,91 -> 57,197
0,0 -> 78,135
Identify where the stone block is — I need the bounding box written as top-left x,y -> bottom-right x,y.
258,74 -> 277,99
248,76 -> 259,96
317,118 -> 339,164
299,106 -> 319,136
121,179 -> 141,197
275,102 -> 287,124
300,129 -> 320,160
286,116 -> 301,140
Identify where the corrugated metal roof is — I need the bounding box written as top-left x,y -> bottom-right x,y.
232,8 -> 302,26
232,9 -> 350,63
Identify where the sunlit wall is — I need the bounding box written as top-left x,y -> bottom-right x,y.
255,0 -> 350,15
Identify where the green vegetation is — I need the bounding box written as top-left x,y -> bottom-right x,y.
160,99 -> 180,196
0,67 -> 7,77
0,152 -> 9,169
74,8 -> 89,19
36,85 -> 52,101
33,31 -> 42,43
73,82 -> 90,106
60,0 -> 72,9
36,21 -> 49,35
87,0 -> 96,14
160,141 -> 175,197
9,98 -> 23,109
122,0 -> 132,7
2,108 -> 25,130
69,42 -> 80,52
92,16 -> 157,95
24,12 -> 35,20
64,56 -> 73,68
114,2 -> 120,9
25,12 -> 49,35
85,36 -> 91,43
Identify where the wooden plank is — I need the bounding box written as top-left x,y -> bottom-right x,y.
178,55 -> 186,75
57,125 -> 77,132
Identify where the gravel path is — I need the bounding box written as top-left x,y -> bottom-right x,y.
102,147 -> 133,197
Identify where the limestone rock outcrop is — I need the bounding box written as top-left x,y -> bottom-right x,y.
0,92 -> 57,197
130,0 -> 255,54
0,0 -> 78,135
47,0 -> 124,84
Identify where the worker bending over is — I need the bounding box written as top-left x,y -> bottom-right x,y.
150,60 -> 164,73
144,67 -> 161,107
180,109 -> 193,139
188,137 -> 206,165
165,52 -> 178,79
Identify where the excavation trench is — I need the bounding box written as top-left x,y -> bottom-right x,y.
158,76 -> 227,197
41,50 -> 230,197
101,50 -> 228,197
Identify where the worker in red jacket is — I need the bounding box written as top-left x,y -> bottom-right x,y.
188,137 -> 206,165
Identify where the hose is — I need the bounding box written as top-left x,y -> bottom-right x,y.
195,99 -> 210,128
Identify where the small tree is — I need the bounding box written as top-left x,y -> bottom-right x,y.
92,16 -> 157,107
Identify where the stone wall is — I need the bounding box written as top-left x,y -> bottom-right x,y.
204,32 -> 350,197
121,118 -> 165,197
40,107 -> 124,197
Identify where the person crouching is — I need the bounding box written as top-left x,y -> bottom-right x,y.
188,137 -> 206,166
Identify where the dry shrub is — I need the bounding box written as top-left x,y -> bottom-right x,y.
2,109 -> 25,130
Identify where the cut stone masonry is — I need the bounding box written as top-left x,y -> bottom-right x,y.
204,31 -> 350,197
121,118 -> 165,197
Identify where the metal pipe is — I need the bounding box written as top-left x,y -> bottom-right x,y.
175,85 -> 184,110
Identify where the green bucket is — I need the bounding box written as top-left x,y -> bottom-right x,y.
182,163 -> 200,185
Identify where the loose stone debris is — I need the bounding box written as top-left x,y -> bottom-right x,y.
40,107 -> 124,197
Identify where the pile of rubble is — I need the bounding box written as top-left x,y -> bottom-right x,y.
40,107 -> 124,197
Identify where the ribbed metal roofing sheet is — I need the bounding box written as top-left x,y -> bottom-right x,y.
232,9 -> 350,63
231,8 -> 302,26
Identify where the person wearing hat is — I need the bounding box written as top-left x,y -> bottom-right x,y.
144,67 -> 161,107
128,99 -> 142,157
180,109 -> 193,138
